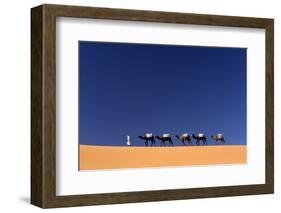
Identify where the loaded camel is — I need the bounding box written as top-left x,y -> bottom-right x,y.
175,133 -> 192,145
156,134 -> 173,146
192,133 -> 207,145
138,133 -> 156,146
211,133 -> 225,144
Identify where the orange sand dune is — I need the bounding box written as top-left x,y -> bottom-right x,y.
79,145 -> 247,170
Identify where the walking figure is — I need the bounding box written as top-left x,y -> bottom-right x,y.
126,135 -> 131,146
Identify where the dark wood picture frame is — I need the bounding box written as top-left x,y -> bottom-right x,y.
31,4 -> 274,208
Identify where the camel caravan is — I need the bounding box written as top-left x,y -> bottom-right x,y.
134,133 -> 225,147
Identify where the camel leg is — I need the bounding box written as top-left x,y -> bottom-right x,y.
182,140 -> 186,146
168,139 -> 171,146
196,140 -> 200,146
145,140 -> 148,147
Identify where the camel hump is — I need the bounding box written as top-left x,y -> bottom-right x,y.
198,133 -> 204,137
182,133 -> 188,137
163,133 -> 170,138
146,133 -> 153,138
217,133 -> 223,138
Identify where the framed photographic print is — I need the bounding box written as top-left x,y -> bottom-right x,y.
31,4 -> 274,208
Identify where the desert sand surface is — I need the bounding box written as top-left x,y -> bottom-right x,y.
79,145 -> 247,170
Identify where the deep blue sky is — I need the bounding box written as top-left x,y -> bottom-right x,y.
79,41 -> 246,146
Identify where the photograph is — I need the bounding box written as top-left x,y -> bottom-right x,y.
79,41 -> 247,170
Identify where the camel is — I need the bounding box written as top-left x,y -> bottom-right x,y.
211,133 -> 225,144
138,133 -> 156,146
156,134 -> 173,146
192,133 -> 207,145
175,133 -> 192,145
